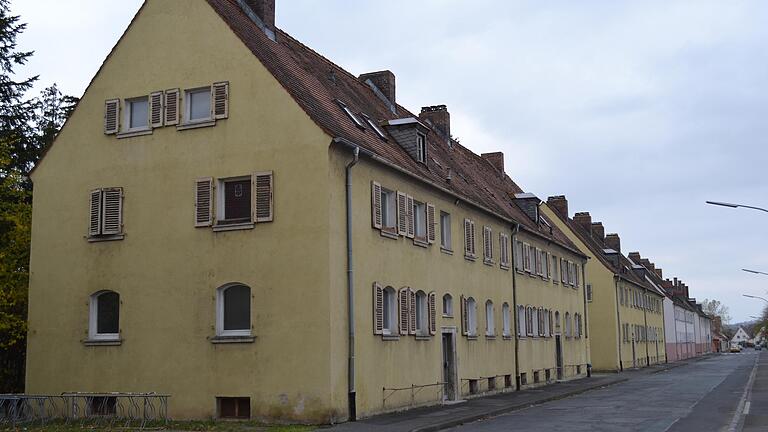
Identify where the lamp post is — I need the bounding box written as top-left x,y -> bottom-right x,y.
743,294 -> 768,303
706,201 -> 768,213
743,269 -> 768,276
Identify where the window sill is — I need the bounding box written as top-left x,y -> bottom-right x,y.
500,264 -> 510,271
442,314 -> 453,319
83,338 -> 122,346
466,335 -> 478,340
213,222 -> 254,232
413,238 -> 429,248
87,234 -> 125,243
464,255 -> 477,262
177,120 -> 216,131
515,269 -> 525,274
380,229 -> 399,240
483,260 -> 495,267
381,334 -> 399,341
503,335 -> 513,340
485,335 -> 496,340
415,335 -> 431,341
210,335 -> 256,344
117,128 -> 152,139
440,247 -> 454,255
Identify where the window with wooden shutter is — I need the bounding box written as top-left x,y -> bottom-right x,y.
164,89 -> 180,126
523,243 -> 531,272
399,288 -> 409,336
396,191 -> 407,236
408,289 -> 416,335
254,171 -> 273,223
426,203 -> 436,244
150,91 -> 164,128
428,291 -> 436,336
373,282 -> 384,335
483,226 -> 493,263
101,188 -> 123,235
461,295 -> 468,336
371,181 -> 382,229
212,81 -> 229,120
89,189 -> 102,236
194,178 -> 214,227
464,219 -> 476,258
104,99 -> 120,135
514,240 -> 523,270
406,195 -> 415,239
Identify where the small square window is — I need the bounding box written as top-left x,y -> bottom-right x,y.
217,397 -> 250,419
186,88 -> 212,123
217,176 -> 252,225
126,97 -> 149,130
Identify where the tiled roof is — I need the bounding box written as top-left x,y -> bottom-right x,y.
207,0 -> 583,255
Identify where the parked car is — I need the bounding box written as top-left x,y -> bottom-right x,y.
730,345 -> 742,353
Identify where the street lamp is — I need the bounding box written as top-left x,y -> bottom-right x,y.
743,269 -> 768,276
743,294 -> 768,303
706,201 -> 768,213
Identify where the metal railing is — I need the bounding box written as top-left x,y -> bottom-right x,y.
382,382 -> 446,410
0,392 -> 170,429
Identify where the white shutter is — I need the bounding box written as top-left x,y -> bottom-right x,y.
396,191 -> 407,236
399,288 -> 409,336
164,89 -> 180,126
461,295 -> 468,336
483,227 -> 491,261
371,181 -> 383,229
195,178 -> 214,227
406,195 -> 415,239
150,91 -> 164,128
254,171 -> 273,222
104,99 -> 120,135
426,203 -> 436,244
373,282 -> 384,335
428,291 -> 437,336
89,189 -> 102,236
101,187 -> 123,235
212,81 -> 229,120
408,288 -> 416,335
469,220 -> 476,256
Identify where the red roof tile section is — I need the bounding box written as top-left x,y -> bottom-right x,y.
207,0 -> 581,254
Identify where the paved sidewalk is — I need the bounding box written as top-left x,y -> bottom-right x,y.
320,360 -> 702,432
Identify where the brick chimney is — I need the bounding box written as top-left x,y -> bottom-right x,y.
640,258 -> 655,273
655,268 -> 663,279
605,233 -> 621,253
628,252 -> 641,263
547,196 -> 568,219
591,222 -> 605,243
481,152 -> 505,174
360,70 -> 396,109
240,0 -> 276,40
421,105 -> 451,142
573,212 -> 592,236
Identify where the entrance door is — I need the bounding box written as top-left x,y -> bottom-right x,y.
555,335 -> 563,380
442,332 -> 457,401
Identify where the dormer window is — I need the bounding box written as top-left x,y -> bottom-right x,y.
416,133 -> 427,163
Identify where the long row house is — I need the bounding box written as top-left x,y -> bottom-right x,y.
25,0 -> 713,424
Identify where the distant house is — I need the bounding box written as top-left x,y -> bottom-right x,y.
731,327 -> 752,345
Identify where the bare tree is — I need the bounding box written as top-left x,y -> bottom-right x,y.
701,298 -> 731,324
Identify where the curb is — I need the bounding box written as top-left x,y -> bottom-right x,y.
410,378 -> 628,432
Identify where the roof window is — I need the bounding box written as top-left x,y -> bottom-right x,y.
336,100 -> 365,130
361,113 -> 387,140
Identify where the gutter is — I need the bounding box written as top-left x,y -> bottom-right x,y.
510,223 -> 521,390
344,144 -> 360,421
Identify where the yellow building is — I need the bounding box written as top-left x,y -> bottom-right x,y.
542,197 -> 666,372
26,0 -> 590,423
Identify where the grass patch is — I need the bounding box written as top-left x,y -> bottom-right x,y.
7,420 -> 314,432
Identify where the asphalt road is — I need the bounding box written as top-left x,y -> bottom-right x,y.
448,351 -> 761,432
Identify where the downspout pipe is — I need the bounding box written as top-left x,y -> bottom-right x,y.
510,223 -> 521,390
614,277 -> 623,371
581,260 -> 590,377
345,145 -> 360,421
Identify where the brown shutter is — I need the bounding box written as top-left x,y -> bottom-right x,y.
195,178 -> 214,227
371,181 -> 383,229
428,291 -> 436,336
150,91 -> 164,128
396,191 -> 407,236
426,203 -> 436,244
399,288 -> 409,336
409,288 -> 416,335
373,282 -> 384,335
406,195 -> 415,239
460,295 -> 468,336
89,189 -> 102,236
254,171 -> 273,223
212,81 -> 229,120
164,89 -> 180,126
101,187 -> 123,235
104,99 -> 120,135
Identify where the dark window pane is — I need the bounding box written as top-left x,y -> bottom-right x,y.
224,179 -> 251,221
88,396 -> 116,416
224,285 -> 250,331
97,292 -> 119,334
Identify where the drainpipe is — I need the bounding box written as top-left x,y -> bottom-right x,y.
345,146 -> 360,421
510,223 -> 521,390
614,277 -> 623,371
581,260 -> 590,377
642,290 -> 650,366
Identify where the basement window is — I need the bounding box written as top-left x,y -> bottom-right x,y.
217,397 -> 250,419
469,379 -> 478,395
87,396 -> 117,416
504,375 -> 512,388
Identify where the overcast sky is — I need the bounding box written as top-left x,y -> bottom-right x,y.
13,1 -> 768,324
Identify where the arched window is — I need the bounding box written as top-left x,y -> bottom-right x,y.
216,283 -> 251,337
415,290 -> 428,335
565,312 -> 571,338
467,297 -> 477,336
485,300 -> 495,336
502,303 -> 511,337
443,293 -> 453,317
383,286 -> 396,334
517,305 -> 526,336
89,291 -> 120,341
555,311 -> 561,334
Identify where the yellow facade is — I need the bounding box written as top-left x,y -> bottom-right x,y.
27,0 -> 590,423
